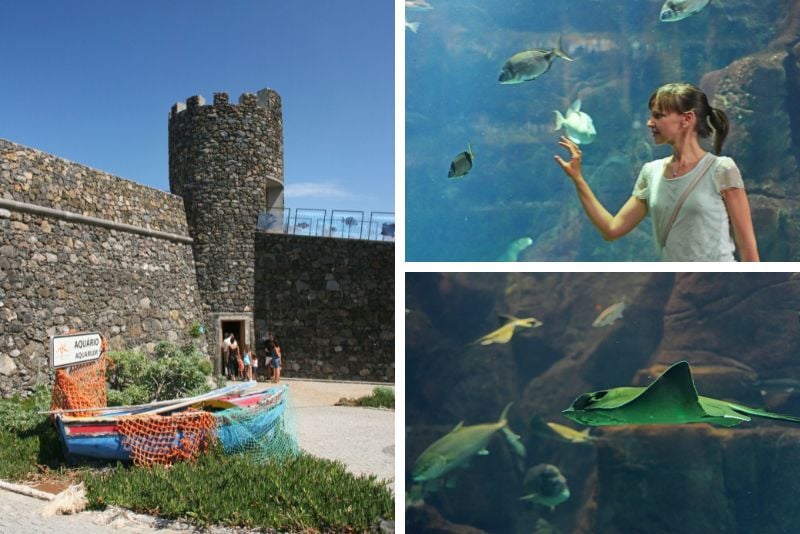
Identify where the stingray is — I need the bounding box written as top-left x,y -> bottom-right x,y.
562,361 -> 800,427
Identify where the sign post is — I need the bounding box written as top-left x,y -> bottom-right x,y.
49,332 -> 103,369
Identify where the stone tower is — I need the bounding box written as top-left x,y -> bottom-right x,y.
168,89 -> 284,373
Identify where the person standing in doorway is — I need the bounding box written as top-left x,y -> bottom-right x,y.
222,333 -> 234,379
228,335 -> 241,380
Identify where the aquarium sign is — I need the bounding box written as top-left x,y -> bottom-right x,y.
49,332 -> 103,368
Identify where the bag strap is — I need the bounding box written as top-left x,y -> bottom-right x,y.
659,154 -> 717,248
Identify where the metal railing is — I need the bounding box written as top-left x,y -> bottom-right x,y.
257,208 -> 394,241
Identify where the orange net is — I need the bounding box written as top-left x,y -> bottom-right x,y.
117,411 -> 218,467
50,338 -> 109,417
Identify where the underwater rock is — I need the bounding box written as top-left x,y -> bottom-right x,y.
702,51 -> 797,188
661,273 -> 800,373
701,49 -> 800,260
581,425 -> 800,534
406,503 -> 488,533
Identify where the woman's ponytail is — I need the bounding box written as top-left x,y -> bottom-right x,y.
708,107 -> 729,155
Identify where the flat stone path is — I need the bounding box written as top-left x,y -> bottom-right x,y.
287,379 -> 395,487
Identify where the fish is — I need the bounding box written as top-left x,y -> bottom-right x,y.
496,237 -> 534,261
295,222 -> 311,229
592,299 -> 625,327
554,99 -> 597,145
412,403 -> 525,482
405,19 -> 420,33
562,361 -> 800,427
545,422 -> 595,444
520,464 -> 570,510
448,143 -> 474,178
659,0 -> 710,22
405,0 -> 434,10
472,314 -> 543,346
498,36 -> 574,84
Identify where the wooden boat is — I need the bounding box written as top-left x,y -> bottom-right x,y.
54,383 -> 288,463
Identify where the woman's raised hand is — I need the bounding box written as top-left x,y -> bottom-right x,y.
554,136 -> 584,181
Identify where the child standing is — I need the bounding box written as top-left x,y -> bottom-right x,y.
251,346 -> 259,380
242,344 -> 252,381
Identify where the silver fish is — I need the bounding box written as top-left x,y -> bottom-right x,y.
554,99 -> 596,145
498,37 -> 574,84
592,299 -> 625,327
412,403 -> 524,482
660,0 -> 710,22
448,143 -> 474,178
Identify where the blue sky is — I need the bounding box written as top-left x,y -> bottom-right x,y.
0,0 -> 395,215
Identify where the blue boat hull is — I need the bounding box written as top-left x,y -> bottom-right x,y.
55,385 -> 288,463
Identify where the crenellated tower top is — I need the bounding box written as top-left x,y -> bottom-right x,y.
169,88 -> 282,119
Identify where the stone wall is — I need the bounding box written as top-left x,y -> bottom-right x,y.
1,139 -> 188,234
254,233 -> 394,382
0,139 -> 204,397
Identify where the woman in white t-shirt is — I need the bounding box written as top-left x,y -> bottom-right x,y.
554,82 -> 759,261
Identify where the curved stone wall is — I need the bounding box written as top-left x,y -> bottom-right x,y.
168,90 -> 284,317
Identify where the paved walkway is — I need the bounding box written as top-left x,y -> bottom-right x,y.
0,379 -> 395,533
287,379 -> 395,487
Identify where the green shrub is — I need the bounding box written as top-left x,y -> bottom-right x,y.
0,385 -> 51,432
106,351 -> 151,405
83,447 -> 393,531
107,343 -> 213,405
336,387 -> 395,409
356,387 -> 395,409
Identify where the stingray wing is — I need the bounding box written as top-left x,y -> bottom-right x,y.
615,361 -> 709,423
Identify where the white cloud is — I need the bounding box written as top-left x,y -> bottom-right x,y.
285,182 -> 355,199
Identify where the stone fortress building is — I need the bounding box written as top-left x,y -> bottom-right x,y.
0,88 -> 394,396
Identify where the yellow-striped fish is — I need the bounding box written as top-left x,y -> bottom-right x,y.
472,315 -> 542,345
546,422 -> 594,444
